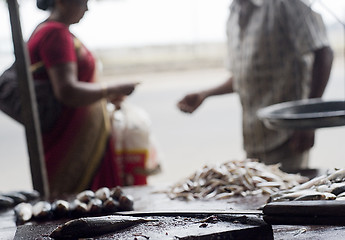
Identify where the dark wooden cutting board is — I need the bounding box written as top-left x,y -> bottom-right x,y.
14,215 -> 273,240
263,200 -> 345,225
264,200 -> 345,217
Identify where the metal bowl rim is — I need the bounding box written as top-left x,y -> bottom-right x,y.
257,99 -> 345,120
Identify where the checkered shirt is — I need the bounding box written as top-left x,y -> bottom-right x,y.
227,0 -> 329,154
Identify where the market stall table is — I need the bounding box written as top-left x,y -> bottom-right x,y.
1,185 -> 345,239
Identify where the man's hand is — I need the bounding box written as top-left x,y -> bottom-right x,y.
177,92 -> 206,113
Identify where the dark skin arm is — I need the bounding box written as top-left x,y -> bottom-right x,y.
177,47 -> 333,155
289,46 -> 334,153
177,76 -> 234,113
309,46 -> 334,98
47,62 -> 138,107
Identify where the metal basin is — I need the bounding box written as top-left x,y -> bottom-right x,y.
257,98 -> 345,129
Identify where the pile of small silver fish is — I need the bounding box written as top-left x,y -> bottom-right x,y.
14,186 -> 134,224
268,168 -> 345,202
167,159 -> 308,200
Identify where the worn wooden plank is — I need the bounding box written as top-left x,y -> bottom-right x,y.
14,218 -> 273,240
1,186 -> 345,239
263,200 -> 345,217
6,0 -> 49,197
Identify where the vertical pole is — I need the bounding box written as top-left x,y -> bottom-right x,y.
7,0 -> 49,198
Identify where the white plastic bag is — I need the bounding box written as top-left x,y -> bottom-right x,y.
108,102 -> 162,186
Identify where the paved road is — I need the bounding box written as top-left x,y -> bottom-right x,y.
0,59 -> 344,191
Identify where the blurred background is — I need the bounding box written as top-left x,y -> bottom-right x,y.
0,0 -> 344,191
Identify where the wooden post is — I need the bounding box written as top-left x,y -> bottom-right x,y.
7,0 -> 49,198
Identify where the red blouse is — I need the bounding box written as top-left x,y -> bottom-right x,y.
28,21 -> 95,83
27,21 -> 123,194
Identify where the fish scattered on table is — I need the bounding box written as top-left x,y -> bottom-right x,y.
1,192 -> 27,205
70,199 -> 88,216
102,197 -> 120,213
118,195 -> 134,211
111,186 -> 124,200
0,190 -> 40,210
32,201 -> 52,219
76,190 -> 95,203
52,200 -> 70,218
293,192 -> 336,201
166,159 -> 308,200
269,168 -> 345,202
49,215 -> 158,239
14,202 -> 32,224
95,187 -> 111,201
0,195 -> 15,209
18,190 -> 40,201
87,198 -> 103,214
14,186 -> 135,224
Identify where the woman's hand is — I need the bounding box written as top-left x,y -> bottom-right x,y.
107,82 -> 139,109
107,82 -> 139,98
113,82 -> 139,96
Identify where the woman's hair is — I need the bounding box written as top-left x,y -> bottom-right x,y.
37,0 -> 55,10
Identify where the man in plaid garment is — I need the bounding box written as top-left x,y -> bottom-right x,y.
177,0 -> 333,172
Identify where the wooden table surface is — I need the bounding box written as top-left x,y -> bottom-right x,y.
2,185 -> 345,239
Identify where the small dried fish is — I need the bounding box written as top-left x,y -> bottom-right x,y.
293,192 -> 336,201
119,195 -> 134,211
293,228 -> 307,236
269,190 -> 318,202
76,190 -> 95,203
95,187 -> 111,201
214,192 -> 235,200
110,186 -> 124,200
1,192 -> 27,204
70,199 -> 88,216
269,168 -> 345,203
103,197 -> 120,213
166,159 -> 307,200
336,192 -> 345,198
18,190 -> 40,201
331,183 -> 345,196
291,174 -> 328,192
32,201 -> 52,219
87,198 -> 103,214
256,182 -> 283,188
14,202 -> 32,224
50,215 -> 158,239
52,200 -> 70,218
326,168 -> 345,182
0,195 -> 14,209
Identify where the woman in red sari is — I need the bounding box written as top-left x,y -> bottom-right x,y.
28,0 -> 137,197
